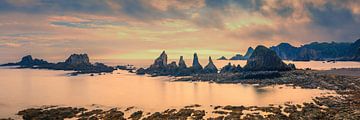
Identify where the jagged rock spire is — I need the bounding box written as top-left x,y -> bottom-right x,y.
204,56 -> 218,73
192,53 -> 203,73
151,50 -> 167,69
178,56 -> 187,69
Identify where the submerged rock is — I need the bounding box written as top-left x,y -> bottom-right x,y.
203,57 -> 218,73
244,45 -> 293,71
191,53 -> 203,73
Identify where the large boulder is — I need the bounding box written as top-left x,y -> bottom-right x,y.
65,54 -> 91,66
244,45 -> 293,71
203,57 -> 218,73
191,53 -> 203,73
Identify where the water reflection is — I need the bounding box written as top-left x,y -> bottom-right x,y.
0,68 -> 333,117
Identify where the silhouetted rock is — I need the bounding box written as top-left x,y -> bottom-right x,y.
1,54 -> 114,74
65,54 -> 90,66
167,61 -> 178,74
220,63 -> 242,73
148,51 -> 167,70
178,56 -> 187,69
244,47 -> 254,59
136,68 -> 146,75
217,56 -> 227,60
244,45 -> 293,71
191,53 -> 203,73
19,55 -> 34,67
230,54 -> 245,60
203,57 -> 218,73
270,39 -> 360,61
145,51 -> 169,75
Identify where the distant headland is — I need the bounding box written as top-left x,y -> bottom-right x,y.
0,54 -> 114,75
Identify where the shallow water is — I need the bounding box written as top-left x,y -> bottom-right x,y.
0,67 -> 333,118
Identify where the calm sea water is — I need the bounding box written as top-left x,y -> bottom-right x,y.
0,65 -> 336,118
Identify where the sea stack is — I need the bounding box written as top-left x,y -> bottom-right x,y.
65,54 -> 91,65
178,56 -> 187,69
203,56 -> 218,73
149,51 -> 168,70
244,45 -> 294,71
19,55 -> 34,67
192,53 -> 203,73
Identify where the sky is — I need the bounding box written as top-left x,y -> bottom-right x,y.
0,0 -> 360,62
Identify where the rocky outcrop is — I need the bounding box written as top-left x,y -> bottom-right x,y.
230,54 -> 245,60
220,63 -> 242,73
178,56 -> 187,69
203,57 -> 218,73
244,45 -> 294,71
167,61 -> 178,74
191,53 -> 203,73
217,56 -> 227,60
1,54 -> 114,74
65,54 -> 91,66
243,47 -> 254,59
136,68 -> 146,75
145,51 -> 169,75
149,51 -> 167,70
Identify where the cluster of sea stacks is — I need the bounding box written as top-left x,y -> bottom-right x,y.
136,52 -> 219,76
137,45 -> 295,76
0,54 -> 114,74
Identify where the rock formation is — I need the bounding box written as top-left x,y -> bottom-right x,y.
136,68 -> 146,75
145,51 -> 169,75
149,51 -> 167,70
217,56 -> 227,60
65,54 -> 91,66
270,38 -> 360,61
1,54 -> 114,74
176,56 -> 192,76
167,61 -> 178,74
203,57 -> 218,73
244,45 -> 294,71
220,63 -> 242,73
243,47 -> 254,59
191,53 -> 203,73
230,54 -> 245,60
178,56 -> 187,69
